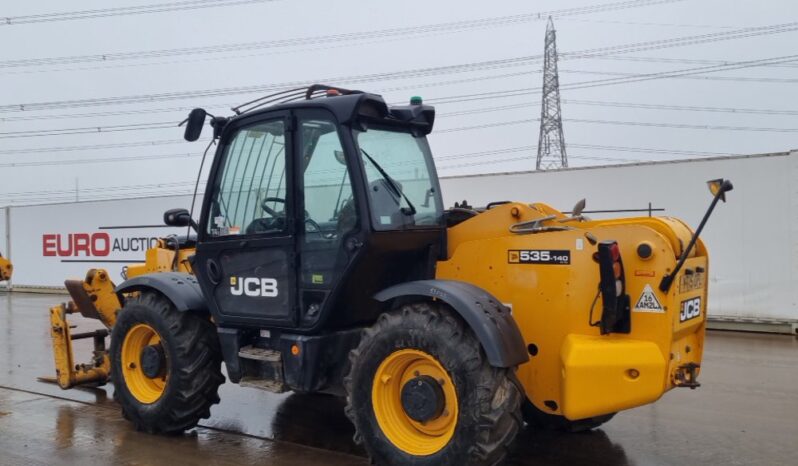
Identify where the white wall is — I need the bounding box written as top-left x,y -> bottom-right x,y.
0,207 -> 8,289
440,151 -> 798,321
4,152 -> 795,322
8,195 -> 192,288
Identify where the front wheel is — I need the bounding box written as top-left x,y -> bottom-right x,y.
344,302 -> 522,465
109,292 -> 225,434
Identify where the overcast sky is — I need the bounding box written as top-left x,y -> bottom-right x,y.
0,0 -> 796,205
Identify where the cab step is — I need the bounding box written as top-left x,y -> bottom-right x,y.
237,345 -> 286,393
238,345 -> 280,362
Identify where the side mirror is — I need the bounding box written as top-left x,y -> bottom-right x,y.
164,208 -> 194,228
183,108 -> 207,142
707,178 -> 734,202
334,150 -> 346,165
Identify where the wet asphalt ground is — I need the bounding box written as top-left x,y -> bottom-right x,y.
1,292 -> 796,465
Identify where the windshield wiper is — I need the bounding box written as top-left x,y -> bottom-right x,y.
360,149 -> 416,216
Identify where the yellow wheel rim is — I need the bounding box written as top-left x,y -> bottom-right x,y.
372,349 -> 458,456
121,323 -> 167,404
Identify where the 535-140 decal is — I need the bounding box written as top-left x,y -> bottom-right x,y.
508,249 -> 571,265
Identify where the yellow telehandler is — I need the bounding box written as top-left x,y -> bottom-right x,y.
0,252 -> 11,282
48,84 -> 731,465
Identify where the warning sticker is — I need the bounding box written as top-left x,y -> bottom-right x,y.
634,284 -> 664,313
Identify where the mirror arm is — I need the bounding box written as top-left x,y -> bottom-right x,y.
659,185 -> 728,293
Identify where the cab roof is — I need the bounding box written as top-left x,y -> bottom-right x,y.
230,84 -> 436,135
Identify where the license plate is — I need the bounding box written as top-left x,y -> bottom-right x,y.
678,272 -> 704,293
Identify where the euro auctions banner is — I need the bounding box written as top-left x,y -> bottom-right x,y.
9,195 -> 192,288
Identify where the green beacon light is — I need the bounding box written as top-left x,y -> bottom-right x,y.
410,96 -> 423,105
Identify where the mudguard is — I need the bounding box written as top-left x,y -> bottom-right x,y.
374,279 -> 528,368
115,272 -> 208,313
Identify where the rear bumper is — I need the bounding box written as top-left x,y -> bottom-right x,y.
560,334 -> 668,420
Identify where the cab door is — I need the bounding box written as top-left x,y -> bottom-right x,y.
294,110 -> 361,328
194,111 -> 297,327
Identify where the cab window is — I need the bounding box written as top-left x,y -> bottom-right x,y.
207,120 -> 287,237
299,117 -> 358,289
355,127 -> 443,231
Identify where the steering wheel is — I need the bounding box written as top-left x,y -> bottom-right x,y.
261,197 -> 325,235
305,218 -> 323,233
261,197 -> 285,217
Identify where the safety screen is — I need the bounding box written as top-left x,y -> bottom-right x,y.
207,120 -> 287,237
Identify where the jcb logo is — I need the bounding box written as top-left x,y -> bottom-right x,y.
680,297 -> 702,322
230,277 -> 278,297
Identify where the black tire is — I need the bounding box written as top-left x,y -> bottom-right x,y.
522,399 -> 615,433
344,302 -> 522,466
110,291 -> 225,434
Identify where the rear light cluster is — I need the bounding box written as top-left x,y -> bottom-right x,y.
609,243 -> 624,297
596,241 -> 631,334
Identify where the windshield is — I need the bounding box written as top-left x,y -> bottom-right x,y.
355,127 -> 443,230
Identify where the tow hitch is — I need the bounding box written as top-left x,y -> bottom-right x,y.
674,362 -> 701,389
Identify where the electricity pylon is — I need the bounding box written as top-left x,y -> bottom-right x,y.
536,17 -> 568,170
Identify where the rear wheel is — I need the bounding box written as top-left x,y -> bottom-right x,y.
110,292 -> 224,434
344,302 -> 522,465
522,399 -> 615,433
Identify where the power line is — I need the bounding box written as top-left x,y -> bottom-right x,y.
567,143 -> 745,157
0,71 -> 538,122
0,0 -> 684,70
560,21 -> 798,60
2,49 -> 795,136
566,118 -> 798,132
440,99 -> 798,117
4,138 -> 727,201
435,142 -> 750,171
0,139 -> 182,155
562,99 -> 798,116
0,121 -> 177,139
559,54 -> 798,91
0,0 -> 280,26
5,19 -> 797,114
4,51 -> 798,141
0,188 -> 205,205
0,180 -> 199,199
0,122 -> 764,168
557,18 -> 739,29
7,72 -> 797,124
589,54 -> 798,69
0,136 -> 761,203
437,153 -> 643,171
438,102 -> 539,117
436,145 -> 643,164
437,117 -> 798,133
4,81 -> 797,143
0,105 -> 198,122
0,152 -> 200,168
0,58 -> 539,113
560,67 -> 798,84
